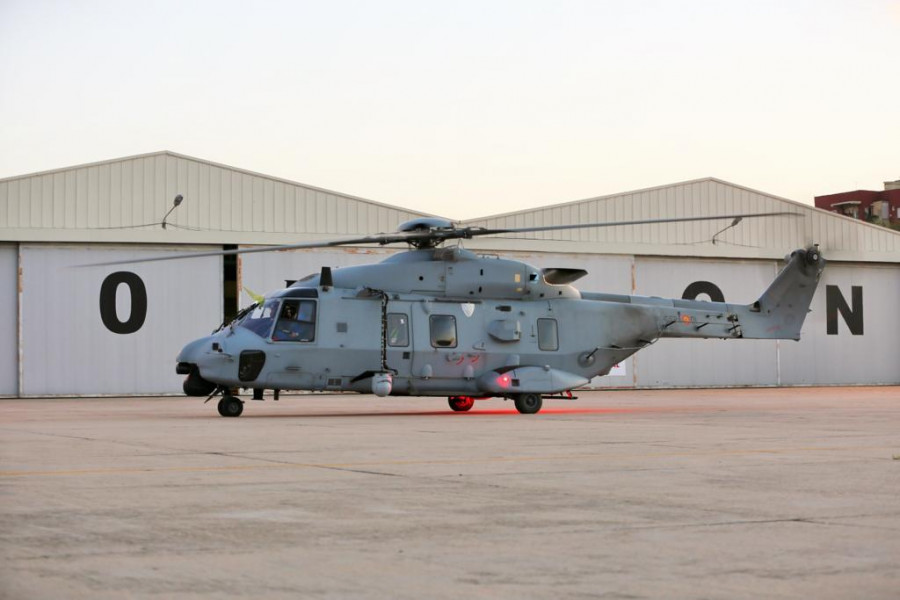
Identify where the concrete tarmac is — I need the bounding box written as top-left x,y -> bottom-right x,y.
1,387 -> 898,599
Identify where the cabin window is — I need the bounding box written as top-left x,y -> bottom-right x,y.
387,313 -> 410,347
537,318 -> 559,351
430,315 -> 457,348
272,299 -> 317,342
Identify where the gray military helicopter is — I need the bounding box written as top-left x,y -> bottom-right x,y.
101,213 -> 825,416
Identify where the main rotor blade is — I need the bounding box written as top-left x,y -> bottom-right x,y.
76,211 -> 800,267
75,231 -> 427,267
466,212 -> 801,237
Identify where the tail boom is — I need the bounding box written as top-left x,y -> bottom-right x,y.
582,246 -> 826,343
653,246 -> 825,341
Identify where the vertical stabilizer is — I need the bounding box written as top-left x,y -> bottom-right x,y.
739,246 -> 825,340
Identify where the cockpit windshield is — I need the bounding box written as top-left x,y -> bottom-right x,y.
236,299 -> 280,338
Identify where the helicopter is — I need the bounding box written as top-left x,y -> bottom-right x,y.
94,213 -> 825,416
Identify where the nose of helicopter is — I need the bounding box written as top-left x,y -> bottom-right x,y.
175,335 -> 213,372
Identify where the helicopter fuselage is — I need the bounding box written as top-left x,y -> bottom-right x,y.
177,245 -> 825,405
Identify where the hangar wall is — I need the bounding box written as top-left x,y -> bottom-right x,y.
0,244 -> 17,396
780,263 -> 899,385
2,153 -> 898,396
18,245 -> 222,396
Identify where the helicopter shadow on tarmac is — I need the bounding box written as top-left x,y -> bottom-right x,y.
179,405 -> 700,419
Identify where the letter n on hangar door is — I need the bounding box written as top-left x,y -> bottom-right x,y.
826,285 -> 863,335
99,272 -> 148,334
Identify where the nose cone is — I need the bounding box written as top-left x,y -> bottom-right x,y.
177,335 -> 213,364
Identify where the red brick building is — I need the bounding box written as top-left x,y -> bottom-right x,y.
815,180 -> 900,225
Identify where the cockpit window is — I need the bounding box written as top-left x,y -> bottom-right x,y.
237,299 -> 280,338
272,299 -> 317,342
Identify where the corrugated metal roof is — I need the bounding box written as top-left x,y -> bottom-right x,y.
463,178 -> 900,263
0,151 -> 434,245
2,154 -> 897,262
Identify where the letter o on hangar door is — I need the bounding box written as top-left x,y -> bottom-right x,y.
682,281 -> 725,303
99,272 -> 148,334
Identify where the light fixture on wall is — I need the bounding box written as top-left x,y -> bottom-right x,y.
161,194 -> 184,230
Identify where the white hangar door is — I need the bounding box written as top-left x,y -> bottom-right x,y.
633,257 -> 779,388
0,245 -> 17,396
780,263 -> 900,385
20,245 -> 222,396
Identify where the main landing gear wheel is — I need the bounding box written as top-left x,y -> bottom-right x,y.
217,396 -> 244,417
448,396 -> 475,412
514,393 -> 543,415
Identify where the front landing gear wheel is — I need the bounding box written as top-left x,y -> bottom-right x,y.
514,393 -> 543,414
217,396 -> 244,417
448,396 -> 475,412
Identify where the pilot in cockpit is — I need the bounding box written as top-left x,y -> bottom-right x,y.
274,303 -> 302,340
281,304 -> 297,320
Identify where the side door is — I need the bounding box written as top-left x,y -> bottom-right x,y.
384,301 -> 413,379
410,300 -> 484,382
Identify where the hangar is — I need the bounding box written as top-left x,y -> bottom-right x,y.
1,151 -> 898,397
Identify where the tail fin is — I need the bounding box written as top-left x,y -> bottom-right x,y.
739,246 -> 825,340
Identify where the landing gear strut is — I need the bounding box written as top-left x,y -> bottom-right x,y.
448,396 -> 475,412
217,395 -> 244,417
513,393 -> 543,415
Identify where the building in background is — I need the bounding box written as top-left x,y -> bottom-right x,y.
815,180 -> 900,227
2,152 -> 899,397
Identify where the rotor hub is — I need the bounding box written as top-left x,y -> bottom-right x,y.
397,217 -> 459,249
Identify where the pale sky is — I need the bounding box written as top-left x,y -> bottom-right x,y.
1,0 -> 897,220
